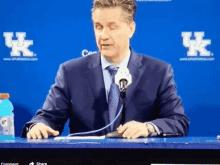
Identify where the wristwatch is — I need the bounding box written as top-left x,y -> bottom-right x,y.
146,123 -> 155,135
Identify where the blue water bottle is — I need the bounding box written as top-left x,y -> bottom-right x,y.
0,93 -> 15,140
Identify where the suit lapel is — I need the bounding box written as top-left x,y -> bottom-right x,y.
126,50 -> 142,105
85,53 -> 111,133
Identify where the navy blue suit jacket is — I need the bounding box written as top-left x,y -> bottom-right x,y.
21,49 -> 189,137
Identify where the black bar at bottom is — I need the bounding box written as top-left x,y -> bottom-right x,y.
0,149 -> 220,165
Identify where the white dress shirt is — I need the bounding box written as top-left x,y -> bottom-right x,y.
101,49 -> 131,102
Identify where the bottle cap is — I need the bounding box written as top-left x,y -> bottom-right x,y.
0,93 -> 10,99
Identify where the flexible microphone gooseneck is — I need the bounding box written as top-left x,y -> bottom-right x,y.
65,104 -> 124,139
64,66 -> 132,139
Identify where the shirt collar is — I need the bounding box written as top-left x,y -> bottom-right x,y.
101,49 -> 131,70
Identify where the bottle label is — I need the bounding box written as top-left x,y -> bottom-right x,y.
0,116 -> 14,135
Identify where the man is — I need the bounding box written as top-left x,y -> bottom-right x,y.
21,0 -> 189,139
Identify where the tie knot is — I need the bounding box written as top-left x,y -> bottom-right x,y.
106,65 -> 118,77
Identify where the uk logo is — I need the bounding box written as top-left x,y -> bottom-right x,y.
182,32 -> 211,56
180,32 -> 214,61
3,32 -> 34,57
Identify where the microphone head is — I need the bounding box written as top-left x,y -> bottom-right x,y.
115,66 -> 132,88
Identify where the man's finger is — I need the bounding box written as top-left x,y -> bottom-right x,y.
118,125 -> 128,134
35,129 -> 42,139
127,130 -> 139,139
31,132 -> 37,139
27,132 -> 31,139
132,131 -> 141,139
116,124 -> 122,131
53,131 -> 59,136
125,130 -> 136,139
40,129 -> 49,139
122,128 -> 135,138
117,122 -> 131,133
47,127 -> 59,136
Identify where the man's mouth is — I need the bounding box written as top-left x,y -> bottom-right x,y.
101,44 -> 113,49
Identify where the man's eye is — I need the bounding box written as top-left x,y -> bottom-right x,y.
110,25 -> 117,30
95,25 -> 102,30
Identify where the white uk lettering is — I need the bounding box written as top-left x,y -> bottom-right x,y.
3,32 -> 34,57
182,32 -> 211,56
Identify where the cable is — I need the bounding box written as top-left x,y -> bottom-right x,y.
63,103 -> 124,140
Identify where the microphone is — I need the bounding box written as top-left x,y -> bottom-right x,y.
115,66 -> 132,92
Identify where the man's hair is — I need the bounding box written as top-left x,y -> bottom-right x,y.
92,0 -> 137,24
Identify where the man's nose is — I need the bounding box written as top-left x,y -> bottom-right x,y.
100,28 -> 110,40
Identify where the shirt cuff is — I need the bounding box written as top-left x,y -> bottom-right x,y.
144,122 -> 161,136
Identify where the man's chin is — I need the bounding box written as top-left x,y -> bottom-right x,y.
100,50 -> 116,58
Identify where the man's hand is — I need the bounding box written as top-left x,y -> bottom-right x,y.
27,123 -> 59,139
117,121 -> 152,139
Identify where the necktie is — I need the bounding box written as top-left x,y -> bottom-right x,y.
107,65 -> 120,131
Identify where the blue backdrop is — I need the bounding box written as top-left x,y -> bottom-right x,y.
0,0 -> 219,136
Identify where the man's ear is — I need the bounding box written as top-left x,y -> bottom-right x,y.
129,21 -> 136,39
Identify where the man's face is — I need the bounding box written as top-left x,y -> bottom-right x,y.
92,7 -> 135,59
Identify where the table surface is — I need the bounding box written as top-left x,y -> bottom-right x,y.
0,136 -> 220,149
